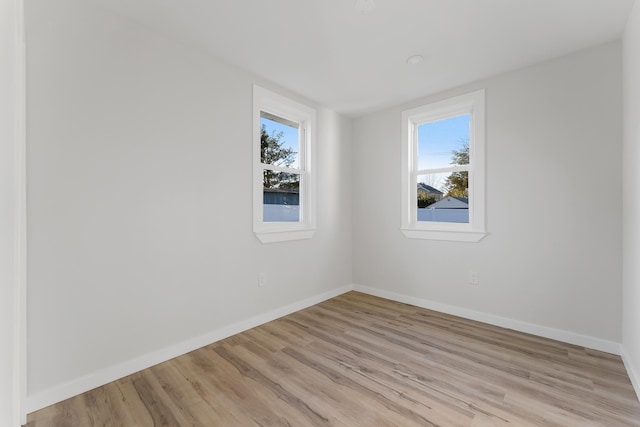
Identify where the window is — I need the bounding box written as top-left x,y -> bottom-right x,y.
401,90 -> 486,242
253,85 -> 316,243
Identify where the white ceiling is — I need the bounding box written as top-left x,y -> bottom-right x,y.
89,0 -> 635,117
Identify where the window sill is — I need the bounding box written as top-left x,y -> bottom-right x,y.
401,228 -> 487,242
255,229 -> 316,243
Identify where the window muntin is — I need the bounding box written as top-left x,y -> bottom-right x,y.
253,86 -> 316,243
401,90 -> 486,242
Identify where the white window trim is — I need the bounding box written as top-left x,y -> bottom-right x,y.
253,85 -> 316,243
401,89 -> 486,242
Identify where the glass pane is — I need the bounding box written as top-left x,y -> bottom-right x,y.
263,171 -> 300,222
260,112 -> 300,169
417,114 -> 469,171
417,172 -> 469,223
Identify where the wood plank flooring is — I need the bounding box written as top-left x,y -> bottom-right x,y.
27,292 -> 640,426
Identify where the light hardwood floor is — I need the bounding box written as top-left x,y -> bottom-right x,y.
27,292 -> 640,426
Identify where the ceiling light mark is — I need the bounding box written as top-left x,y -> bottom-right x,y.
406,55 -> 424,65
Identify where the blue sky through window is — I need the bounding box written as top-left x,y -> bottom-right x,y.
417,114 -> 470,171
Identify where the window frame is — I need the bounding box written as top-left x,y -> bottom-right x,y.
401,89 -> 486,242
253,85 -> 316,243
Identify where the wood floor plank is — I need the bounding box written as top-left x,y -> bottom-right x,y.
227,338 -> 390,426
169,354 -> 257,426
27,292 -> 640,426
289,309 -> 551,426
113,376 -> 157,426
26,393 -> 93,427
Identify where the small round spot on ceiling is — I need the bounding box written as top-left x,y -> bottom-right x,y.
406,55 -> 424,65
354,0 -> 376,15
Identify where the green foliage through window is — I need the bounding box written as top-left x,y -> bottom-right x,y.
260,124 -> 298,189
444,142 -> 469,198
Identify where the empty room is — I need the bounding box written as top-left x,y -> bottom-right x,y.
3,0 -> 640,425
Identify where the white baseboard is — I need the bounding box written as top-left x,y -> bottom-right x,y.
27,283 -> 626,414
353,284 -> 622,355
621,347 -> 640,402
26,284 -> 353,414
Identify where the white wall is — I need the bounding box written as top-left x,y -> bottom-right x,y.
353,42 -> 623,348
0,0 -> 24,425
25,0 -> 352,410
623,0 -> 640,398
